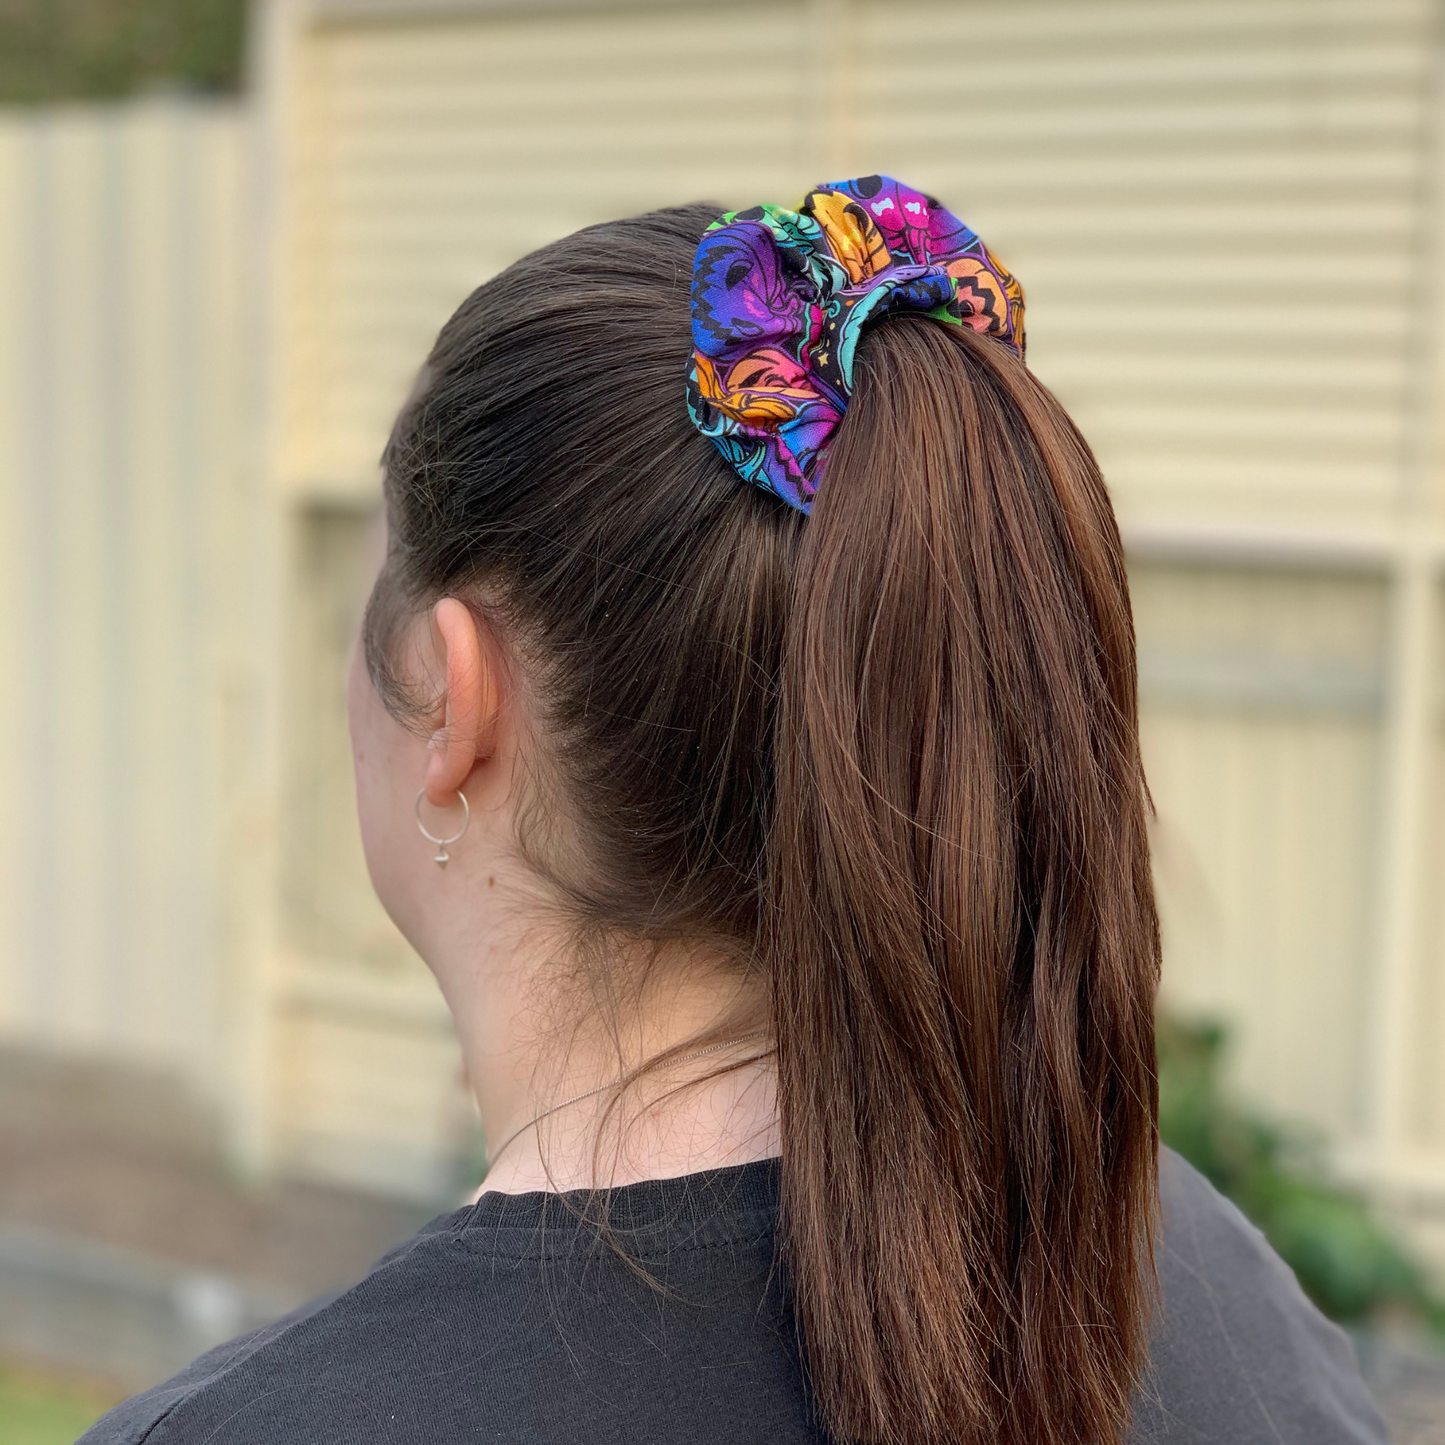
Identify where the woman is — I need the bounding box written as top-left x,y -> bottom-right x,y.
84,178 -> 1384,1445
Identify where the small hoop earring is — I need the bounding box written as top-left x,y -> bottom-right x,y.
414,788 -> 470,869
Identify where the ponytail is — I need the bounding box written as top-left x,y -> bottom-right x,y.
374,204 -> 1159,1445
767,318 -> 1159,1445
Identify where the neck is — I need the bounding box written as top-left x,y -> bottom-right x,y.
431,908 -> 779,1196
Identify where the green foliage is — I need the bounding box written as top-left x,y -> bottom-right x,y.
1158,1015 -> 1427,1322
0,0 -> 248,105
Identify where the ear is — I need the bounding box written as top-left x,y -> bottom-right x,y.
423,598 -> 500,806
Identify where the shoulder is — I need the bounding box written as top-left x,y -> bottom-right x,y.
84,1154 -> 1388,1445
1132,1148 -> 1387,1444
75,1191 -> 807,1445
75,1213 -> 470,1445
74,1293 -> 337,1445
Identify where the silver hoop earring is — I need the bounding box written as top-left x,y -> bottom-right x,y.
414,789 -> 470,869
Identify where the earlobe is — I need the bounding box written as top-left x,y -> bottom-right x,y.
423,598 -> 498,806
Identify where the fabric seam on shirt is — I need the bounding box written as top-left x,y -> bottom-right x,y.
449,1226 -> 779,1263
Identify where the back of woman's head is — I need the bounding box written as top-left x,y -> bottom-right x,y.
366,200 -> 1160,1445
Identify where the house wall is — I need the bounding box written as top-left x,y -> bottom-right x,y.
2,0 -> 1442,1224
263,0 -> 1445,1206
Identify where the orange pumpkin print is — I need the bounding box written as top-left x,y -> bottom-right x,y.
808,191 -> 891,286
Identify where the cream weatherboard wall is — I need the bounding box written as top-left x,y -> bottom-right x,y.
259,0 -> 1445,1218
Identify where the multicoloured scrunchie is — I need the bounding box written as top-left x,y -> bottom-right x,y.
686,175 -> 1025,514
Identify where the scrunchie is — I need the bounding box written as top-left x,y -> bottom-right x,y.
686,175 -> 1025,514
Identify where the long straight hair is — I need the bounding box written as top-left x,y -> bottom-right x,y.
366,203 -> 1160,1445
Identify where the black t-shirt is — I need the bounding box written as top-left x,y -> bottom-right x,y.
81,1149 -> 1385,1443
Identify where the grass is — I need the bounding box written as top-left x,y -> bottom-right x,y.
0,1361 -> 118,1445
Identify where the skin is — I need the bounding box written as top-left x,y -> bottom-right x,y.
346,590 -> 779,1196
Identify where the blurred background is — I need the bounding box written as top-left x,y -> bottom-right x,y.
3,0 -> 1445,1438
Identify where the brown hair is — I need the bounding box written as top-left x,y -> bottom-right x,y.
365,203 -> 1160,1445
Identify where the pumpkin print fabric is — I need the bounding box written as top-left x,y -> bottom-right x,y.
686,175 -> 1025,513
